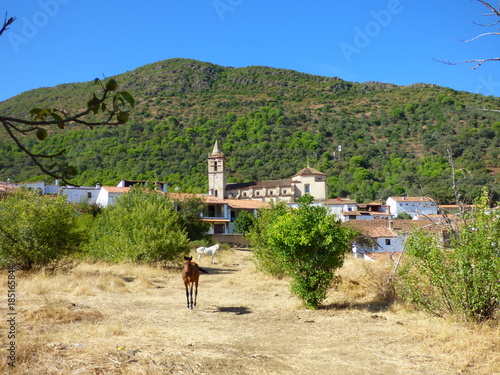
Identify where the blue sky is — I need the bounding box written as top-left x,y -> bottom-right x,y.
0,0 -> 499,102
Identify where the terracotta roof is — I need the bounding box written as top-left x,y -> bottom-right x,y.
342,211 -> 360,216
323,198 -> 357,205
102,186 -> 131,193
390,219 -> 436,232
225,199 -> 270,209
344,220 -> 397,238
293,167 -> 326,177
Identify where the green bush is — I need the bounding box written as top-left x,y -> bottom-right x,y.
232,209 -> 256,234
0,190 -> 83,270
396,189 -> 500,322
246,201 -> 291,277
249,196 -> 355,309
85,188 -> 189,263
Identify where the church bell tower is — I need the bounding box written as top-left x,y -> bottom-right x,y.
208,140 -> 226,198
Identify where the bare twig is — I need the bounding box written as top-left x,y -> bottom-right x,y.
0,12 -> 16,37
434,57 -> 500,69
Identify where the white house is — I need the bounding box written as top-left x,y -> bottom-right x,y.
16,180 -> 61,195
96,186 -> 130,207
59,185 -> 101,204
344,219 -> 436,258
166,192 -> 269,235
322,198 -> 358,221
355,202 -> 392,220
386,196 -> 438,219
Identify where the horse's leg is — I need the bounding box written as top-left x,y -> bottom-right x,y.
194,281 -> 198,308
185,284 -> 190,309
189,283 -> 194,309
197,253 -> 202,264
211,254 -> 215,264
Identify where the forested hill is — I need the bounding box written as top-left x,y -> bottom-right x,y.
1,58 -> 500,204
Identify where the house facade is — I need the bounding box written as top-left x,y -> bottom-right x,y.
386,196 -> 438,219
207,141 -> 328,203
344,218 -> 436,258
60,186 -> 100,205
322,198 -> 358,221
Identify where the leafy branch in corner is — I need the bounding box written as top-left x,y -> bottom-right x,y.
1,14 -> 135,184
0,78 -> 135,184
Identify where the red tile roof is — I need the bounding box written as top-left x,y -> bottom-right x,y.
293,167 -> 326,177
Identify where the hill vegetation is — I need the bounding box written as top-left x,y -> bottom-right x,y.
1,58 -> 500,203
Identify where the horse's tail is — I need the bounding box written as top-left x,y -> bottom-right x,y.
198,267 -> 208,274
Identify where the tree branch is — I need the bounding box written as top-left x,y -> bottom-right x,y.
0,12 -> 15,37
434,57 -> 500,69
435,1 -> 500,68
0,14 -> 135,184
0,80 -> 135,184
475,0 -> 500,16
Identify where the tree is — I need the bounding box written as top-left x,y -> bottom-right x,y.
232,210 -> 256,234
174,196 -> 210,241
396,189 -> 500,322
85,187 -> 189,264
1,14 -> 135,184
246,201 -> 291,277
250,195 -> 355,309
0,189 -> 83,270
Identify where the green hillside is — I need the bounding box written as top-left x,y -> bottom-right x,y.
1,58 -> 499,203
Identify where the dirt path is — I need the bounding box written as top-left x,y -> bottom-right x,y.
2,248 -> 495,374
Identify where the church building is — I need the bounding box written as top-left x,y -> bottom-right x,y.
207,141 -> 328,203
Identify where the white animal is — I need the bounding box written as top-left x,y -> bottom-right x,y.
196,243 -> 220,264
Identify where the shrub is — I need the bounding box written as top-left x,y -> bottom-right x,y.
232,209 -> 256,234
85,188 -> 189,263
246,201 -> 290,277
396,189 -> 500,322
249,196 -> 355,309
0,190 -> 83,270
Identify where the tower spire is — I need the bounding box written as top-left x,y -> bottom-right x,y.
211,140 -> 222,155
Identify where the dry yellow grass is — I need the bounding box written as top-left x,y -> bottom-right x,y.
1,248 -> 499,374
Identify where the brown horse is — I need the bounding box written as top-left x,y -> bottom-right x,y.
182,256 -> 206,309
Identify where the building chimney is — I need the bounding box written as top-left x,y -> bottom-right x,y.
388,220 -> 394,230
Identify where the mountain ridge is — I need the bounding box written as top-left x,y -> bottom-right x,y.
1,58 -> 499,204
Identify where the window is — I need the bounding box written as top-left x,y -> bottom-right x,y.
87,192 -> 92,199
269,191 -> 274,195
213,161 -> 218,172
283,190 -> 287,194
305,184 -> 310,193
243,192 -> 247,197
385,239 -> 391,246
256,191 -> 260,196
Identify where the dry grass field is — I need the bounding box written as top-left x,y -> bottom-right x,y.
1,248 -> 499,374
